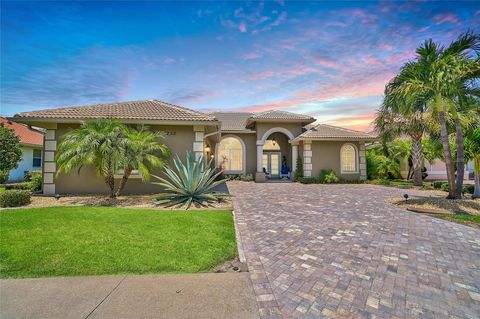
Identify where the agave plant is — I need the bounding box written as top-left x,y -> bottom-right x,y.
152,152 -> 227,209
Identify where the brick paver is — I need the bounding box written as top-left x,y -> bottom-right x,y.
228,182 -> 480,319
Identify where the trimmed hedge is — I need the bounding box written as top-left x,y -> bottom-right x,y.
463,184 -> 474,194
432,181 -> 443,189
5,182 -> 32,190
0,190 -> 31,207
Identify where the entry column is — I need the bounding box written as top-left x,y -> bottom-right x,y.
255,140 -> 265,182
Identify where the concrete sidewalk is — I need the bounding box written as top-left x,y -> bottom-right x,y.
0,273 -> 259,319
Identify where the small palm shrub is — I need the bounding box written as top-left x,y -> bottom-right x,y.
152,152 -> 228,209
294,157 -> 303,181
323,171 -> 340,184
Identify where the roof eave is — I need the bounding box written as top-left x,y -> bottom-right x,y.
10,117 -> 220,127
292,137 -> 377,142
246,118 -> 315,126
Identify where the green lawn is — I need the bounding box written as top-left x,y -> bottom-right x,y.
0,207 -> 237,278
0,186 -> 5,193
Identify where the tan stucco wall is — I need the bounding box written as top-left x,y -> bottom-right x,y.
311,141 -> 361,180
54,123 -> 196,195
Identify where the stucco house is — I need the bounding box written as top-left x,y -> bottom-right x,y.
1,117 -> 44,182
12,100 -> 376,195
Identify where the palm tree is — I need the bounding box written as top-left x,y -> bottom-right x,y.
387,32 -> 479,198
56,120 -> 128,198
463,105 -> 480,199
374,101 -> 427,186
115,127 -> 170,196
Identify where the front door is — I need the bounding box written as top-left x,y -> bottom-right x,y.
262,152 -> 281,177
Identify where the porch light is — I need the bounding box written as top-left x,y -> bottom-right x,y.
210,154 -> 215,159
205,145 -> 211,153
272,138 -> 276,146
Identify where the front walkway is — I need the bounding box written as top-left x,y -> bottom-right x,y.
228,182 -> 480,319
0,273 -> 259,319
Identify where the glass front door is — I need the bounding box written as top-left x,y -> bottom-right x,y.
263,152 -> 281,177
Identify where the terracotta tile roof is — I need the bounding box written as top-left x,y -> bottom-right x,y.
213,112 -> 254,131
0,117 -> 43,147
251,110 -> 315,121
294,124 -> 377,141
13,100 -> 216,122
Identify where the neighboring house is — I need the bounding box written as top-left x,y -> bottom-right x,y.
12,100 -> 376,195
400,158 -> 474,181
0,117 -> 44,182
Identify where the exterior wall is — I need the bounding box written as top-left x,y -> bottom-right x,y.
53,123 -> 196,195
310,141 -> 362,180
399,157 -> 473,181
8,146 -> 42,182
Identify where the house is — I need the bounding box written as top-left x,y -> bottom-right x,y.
400,158 -> 475,181
0,117 -> 44,182
11,100 -> 376,195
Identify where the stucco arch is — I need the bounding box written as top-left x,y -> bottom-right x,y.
258,127 -> 295,145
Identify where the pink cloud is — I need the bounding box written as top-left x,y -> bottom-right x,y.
315,58 -> 350,72
385,50 -> 416,64
362,56 -> 384,68
433,13 -> 460,25
323,113 -> 376,131
378,44 -> 393,51
242,52 -> 262,60
238,21 -> 247,32
250,70 -> 274,80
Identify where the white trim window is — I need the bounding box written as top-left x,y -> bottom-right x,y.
217,136 -> 245,173
340,143 -> 358,173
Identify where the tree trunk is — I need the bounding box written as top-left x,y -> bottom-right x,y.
474,158 -> 480,199
104,174 -> 116,198
115,165 -> 133,197
454,117 -> 465,199
438,111 -> 456,199
411,135 -> 424,187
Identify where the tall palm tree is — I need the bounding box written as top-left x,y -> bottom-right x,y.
463,103 -> 480,199
387,32 -> 479,198
56,120 -> 128,198
115,127 -> 170,196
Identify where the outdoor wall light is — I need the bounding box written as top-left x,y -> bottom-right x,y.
210,154 -> 215,159
272,138 -> 276,146
205,145 -> 211,153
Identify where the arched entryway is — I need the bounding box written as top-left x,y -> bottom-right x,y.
256,127 -> 298,181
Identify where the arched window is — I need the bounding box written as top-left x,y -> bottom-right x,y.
341,144 -> 358,173
218,136 -> 244,173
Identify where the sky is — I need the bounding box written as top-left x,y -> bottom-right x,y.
1,1 -> 479,131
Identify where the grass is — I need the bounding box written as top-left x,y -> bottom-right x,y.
0,186 -> 5,193
0,206 -> 237,278
442,214 -> 480,224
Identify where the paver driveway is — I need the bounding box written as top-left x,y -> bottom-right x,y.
228,182 -> 480,319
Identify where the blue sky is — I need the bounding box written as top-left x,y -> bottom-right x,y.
1,1 -> 479,130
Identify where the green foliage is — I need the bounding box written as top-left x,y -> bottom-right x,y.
319,169 -> 340,184
5,182 -> 32,190
441,183 -> 450,192
223,174 -> 253,181
56,120 -> 170,198
0,123 -> 22,173
432,181 -> 444,189
30,172 -> 42,192
0,171 -> 9,184
0,207 -> 236,278
368,179 -> 391,185
0,190 -> 31,207
153,152 -> 228,209
463,184 -> 474,194
296,177 -> 318,184
294,157 -> 303,180
366,150 -> 401,180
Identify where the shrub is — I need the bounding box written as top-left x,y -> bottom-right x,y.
432,181 -> 443,189
440,182 -> 450,192
463,184 -> 474,194
368,179 -> 391,185
5,182 -> 32,190
0,190 -> 31,207
239,174 -> 253,182
0,170 -> 8,184
152,152 -> 228,209
296,177 -> 318,184
323,171 -> 340,184
294,157 -> 303,181
30,172 -> 43,192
